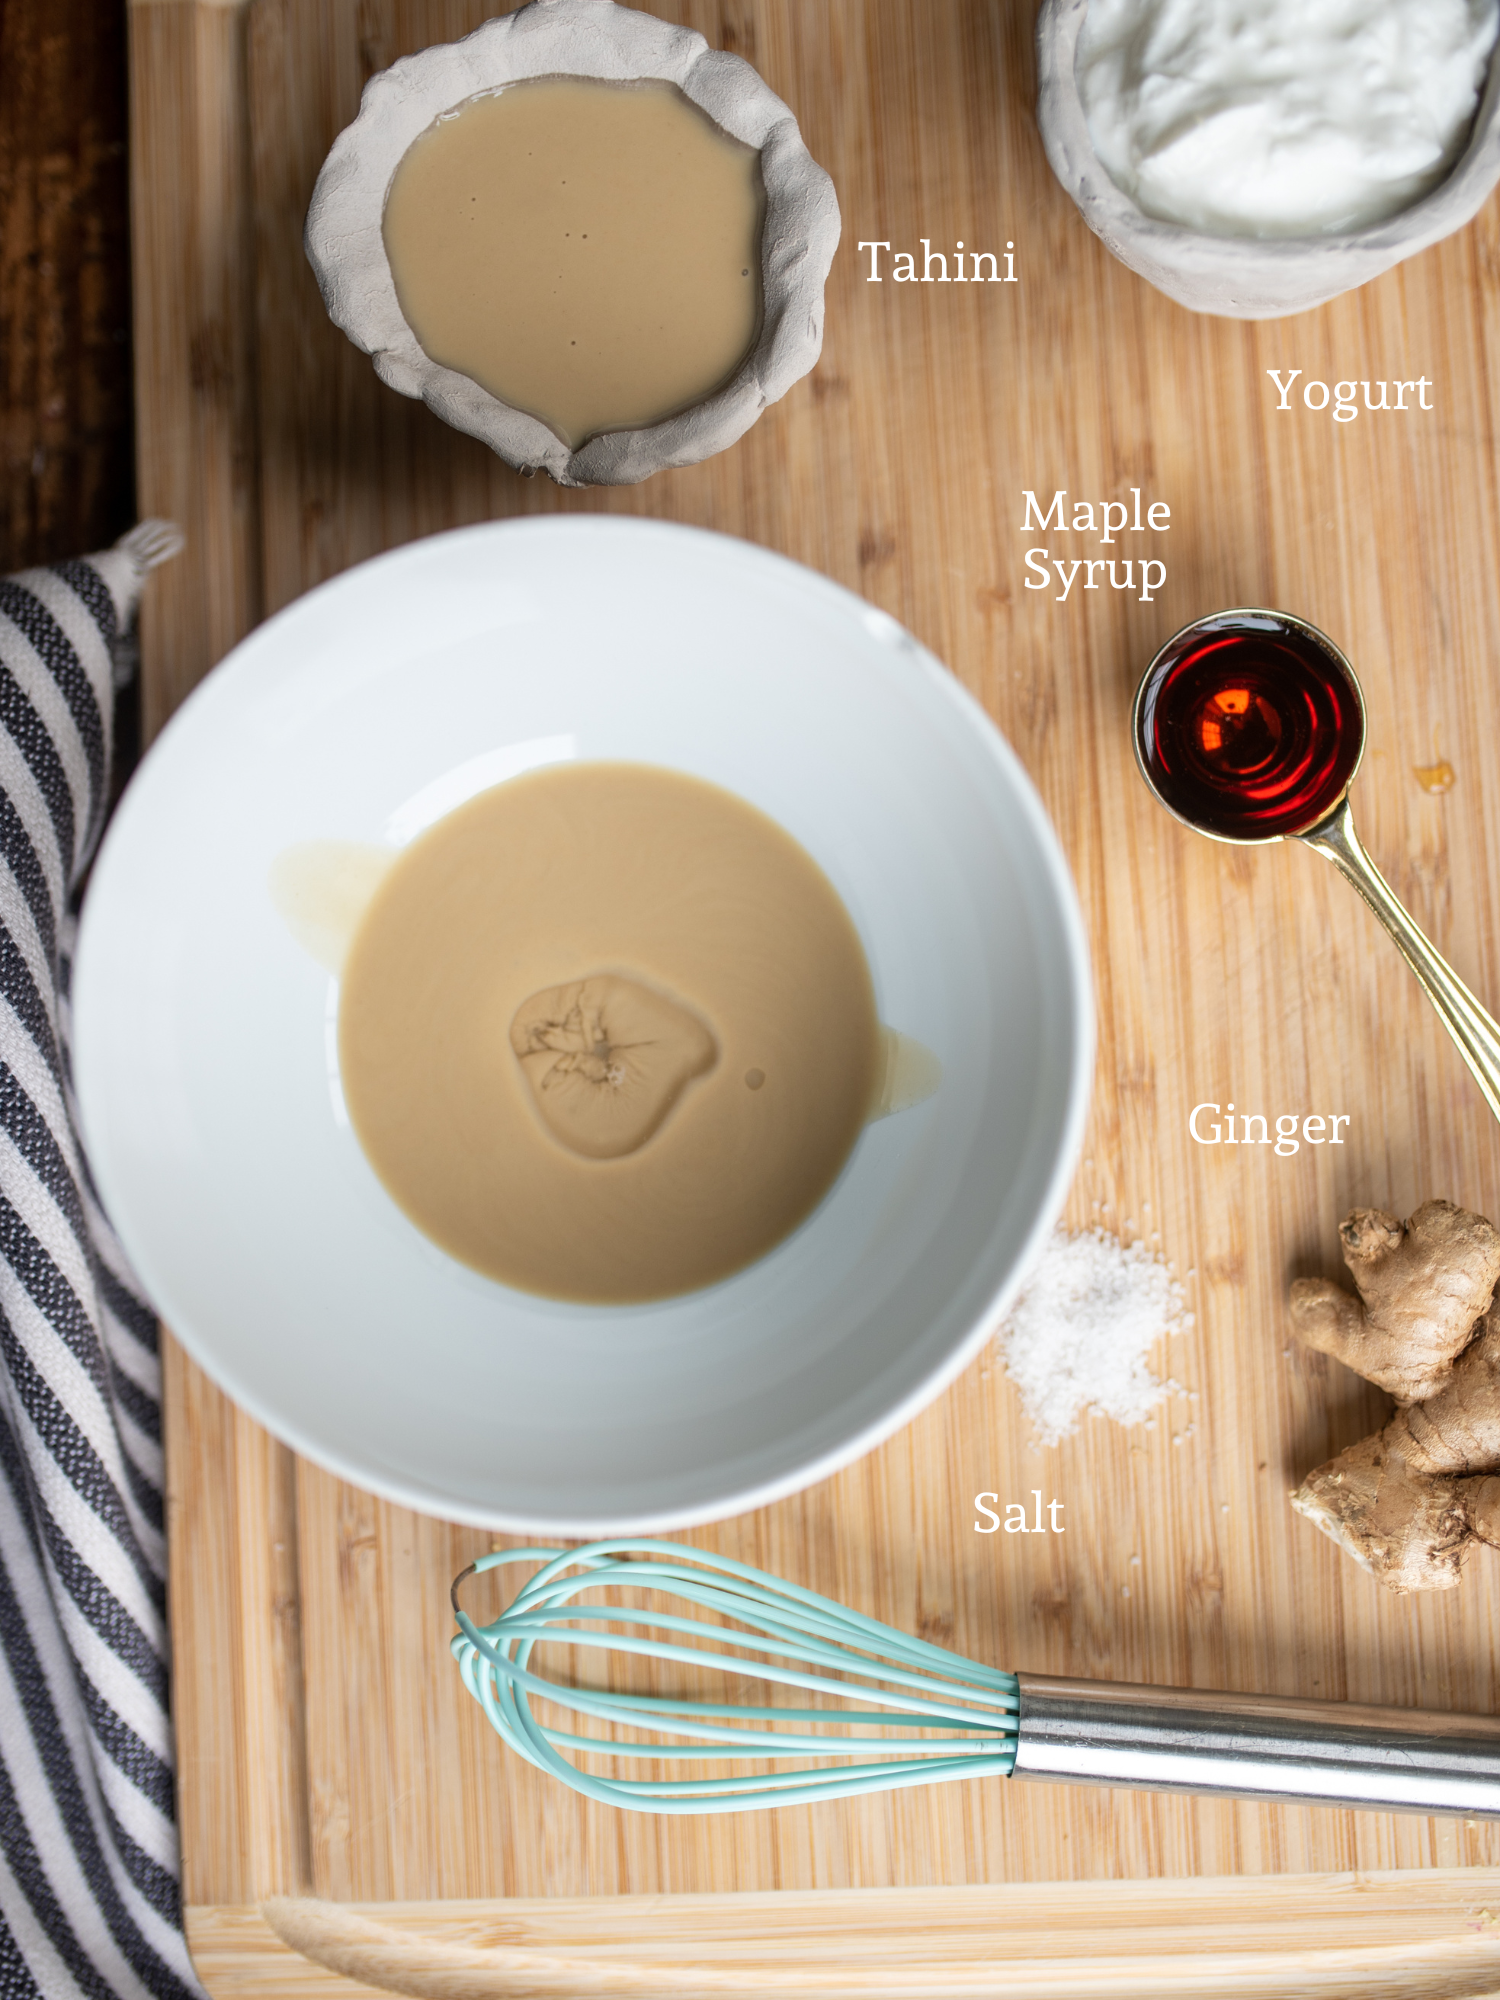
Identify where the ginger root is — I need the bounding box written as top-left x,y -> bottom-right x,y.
1289,1200 -> 1500,1403
1290,1432 -> 1471,1593
1290,1199 -> 1500,1593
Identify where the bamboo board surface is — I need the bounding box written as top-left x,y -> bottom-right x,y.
129,0 -> 1500,1982
183,1873 -> 1500,1997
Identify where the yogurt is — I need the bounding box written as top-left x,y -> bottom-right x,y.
1078,0 -> 1499,238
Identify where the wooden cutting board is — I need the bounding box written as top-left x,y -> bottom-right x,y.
129,0 -> 1500,1987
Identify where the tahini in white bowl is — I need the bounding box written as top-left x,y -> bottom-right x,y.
1037,0 -> 1500,319
305,0 -> 839,485
73,519 -> 1092,1535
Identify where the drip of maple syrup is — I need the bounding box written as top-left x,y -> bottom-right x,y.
1134,612 -> 1364,840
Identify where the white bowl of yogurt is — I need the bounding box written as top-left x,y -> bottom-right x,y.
72,518 -> 1093,1534
1037,0 -> 1500,318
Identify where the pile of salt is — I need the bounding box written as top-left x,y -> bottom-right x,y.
999,1229 -> 1189,1445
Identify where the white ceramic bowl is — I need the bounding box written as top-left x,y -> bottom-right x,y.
1037,0 -> 1500,319
73,519 -> 1092,1534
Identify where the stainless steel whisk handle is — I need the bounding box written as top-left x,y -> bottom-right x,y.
1012,1676 -> 1500,1818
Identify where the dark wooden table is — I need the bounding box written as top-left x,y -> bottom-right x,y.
0,0 -> 133,574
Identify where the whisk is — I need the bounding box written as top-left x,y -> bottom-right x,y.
452,1539 -> 1500,1818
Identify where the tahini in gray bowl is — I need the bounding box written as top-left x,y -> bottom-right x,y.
305,0 -> 839,484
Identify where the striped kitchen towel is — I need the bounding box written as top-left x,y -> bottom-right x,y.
0,524 -> 202,1999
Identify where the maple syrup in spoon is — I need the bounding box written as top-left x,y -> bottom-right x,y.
1133,610 -> 1363,841
1133,609 -> 1500,1121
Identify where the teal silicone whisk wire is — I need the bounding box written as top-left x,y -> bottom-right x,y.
450,1539 -> 1020,1815
452,1539 -> 1500,1819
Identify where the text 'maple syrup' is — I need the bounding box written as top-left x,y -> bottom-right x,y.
1135,613 -> 1364,840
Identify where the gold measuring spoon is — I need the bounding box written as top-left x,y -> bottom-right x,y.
1132,608 -> 1500,1123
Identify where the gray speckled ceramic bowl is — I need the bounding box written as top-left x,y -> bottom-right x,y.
306,0 -> 839,484
1036,0 -> 1500,320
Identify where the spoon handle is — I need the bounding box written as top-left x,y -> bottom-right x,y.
1300,795 -> 1500,1123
